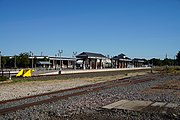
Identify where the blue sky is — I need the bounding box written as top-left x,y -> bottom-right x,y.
0,0 -> 180,59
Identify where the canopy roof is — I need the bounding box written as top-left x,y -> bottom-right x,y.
76,52 -> 106,59
112,53 -> 131,61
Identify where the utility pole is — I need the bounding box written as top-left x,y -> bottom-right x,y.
30,51 -> 33,69
58,50 -> 63,70
0,51 -> 1,70
73,51 -> 77,70
14,55 -> 16,69
174,55 -> 176,66
165,53 -> 168,72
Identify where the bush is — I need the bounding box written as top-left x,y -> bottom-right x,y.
0,76 -> 7,81
175,67 -> 180,71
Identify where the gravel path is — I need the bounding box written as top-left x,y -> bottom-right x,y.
0,79 -> 92,101
0,73 -> 180,120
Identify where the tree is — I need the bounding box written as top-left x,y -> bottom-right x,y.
1,56 -> 9,68
34,56 -> 39,65
176,51 -> 180,66
17,52 -> 30,68
162,58 -> 174,66
42,57 -> 49,61
149,58 -> 162,66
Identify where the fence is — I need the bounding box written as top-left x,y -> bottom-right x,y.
0,70 -> 18,79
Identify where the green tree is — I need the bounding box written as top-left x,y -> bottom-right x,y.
17,52 -> 30,68
33,56 -> 39,68
149,58 -> 163,66
1,56 -> 9,68
42,57 -> 49,61
163,58 -> 174,66
176,51 -> 180,66
9,55 -> 18,68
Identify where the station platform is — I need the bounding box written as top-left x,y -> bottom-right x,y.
33,67 -> 151,76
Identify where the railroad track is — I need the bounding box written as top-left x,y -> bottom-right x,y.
0,74 -> 157,115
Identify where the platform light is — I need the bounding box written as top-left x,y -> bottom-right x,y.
58,50 -> 63,70
73,51 -> 77,70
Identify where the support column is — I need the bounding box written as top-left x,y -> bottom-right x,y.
100,59 -> 102,69
89,59 -> 92,69
61,60 -> 64,69
83,59 -> 86,69
111,59 -> 113,68
123,61 -> 125,68
53,60 -> 55,69
95,59 -> 97,69
115,60 -> 117,68
73,60 -> 76,70
134,62 -> 136,67
117,60 -> 120,68
49,60 -> 51,69
67,61 -> 69,68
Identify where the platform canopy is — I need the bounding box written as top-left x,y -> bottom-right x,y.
112,53 -> 131,61
49,57 -> 76,61
37,61 -> 51,65
133,58 -> 145,63
76,52 -> 107,59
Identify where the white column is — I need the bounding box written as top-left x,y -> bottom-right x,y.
53,60 -> 55,68
83,59 -> 86,69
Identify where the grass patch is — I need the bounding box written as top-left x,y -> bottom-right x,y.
0,76 -> 8,81
153,66 -> 180,74
12,78 -> 33,83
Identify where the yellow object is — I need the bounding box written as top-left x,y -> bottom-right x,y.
23,69 -> 34,77
16,69 -> 24,77
16,69 -> 35,77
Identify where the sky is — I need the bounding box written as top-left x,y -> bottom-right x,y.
0,0 -> 180,59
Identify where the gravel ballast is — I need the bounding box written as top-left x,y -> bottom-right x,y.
0,73 -> 180,120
